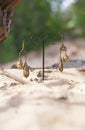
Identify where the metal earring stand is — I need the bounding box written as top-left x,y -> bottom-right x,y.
42,39 -> 45,80
30,33 -> 57,81
42,35 -> 48,80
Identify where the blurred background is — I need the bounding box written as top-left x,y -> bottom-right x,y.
0,0 -> 85,67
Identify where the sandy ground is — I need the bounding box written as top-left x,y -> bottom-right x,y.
0,39 -> 85,130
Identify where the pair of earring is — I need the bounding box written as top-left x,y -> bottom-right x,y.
17,41 -> 29,78
58,35 -> 69,72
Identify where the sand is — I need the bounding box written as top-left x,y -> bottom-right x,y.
0,39 -> 85,130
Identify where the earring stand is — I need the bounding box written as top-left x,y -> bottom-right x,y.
23,33 -> 68,80
42,39 -> 45,80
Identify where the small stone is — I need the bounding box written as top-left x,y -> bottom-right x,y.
37,71 -> 42,77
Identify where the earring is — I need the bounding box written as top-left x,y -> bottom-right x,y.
22,41 -> 29,78
58,33 -> 69,72
23,55 -> 29,78
17,40 -> 29,78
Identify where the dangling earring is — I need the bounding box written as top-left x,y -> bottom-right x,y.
58,33 -> 69,72
23,54 -> 29,78
17,40 -> 29,78
22,41 -> 29,78
23,60 -> 29,78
